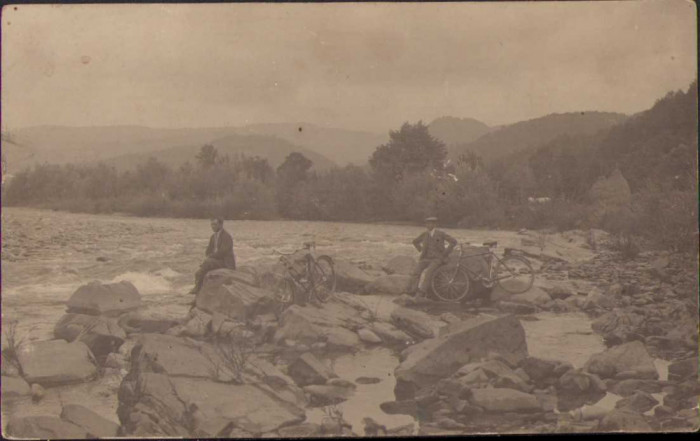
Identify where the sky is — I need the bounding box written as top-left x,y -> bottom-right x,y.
1,1 -> 696,134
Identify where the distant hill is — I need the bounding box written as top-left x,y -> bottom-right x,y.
103,133 -> 336,172
454,112 -> 628,163
1,125 -> 340,173
428,116 -> 492,147
237,122 -> 387,166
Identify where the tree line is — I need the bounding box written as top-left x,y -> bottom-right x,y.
3,81 -> 696,251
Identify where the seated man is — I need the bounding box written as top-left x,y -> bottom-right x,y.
409,216 -> 457,299
189,217 -> 236,294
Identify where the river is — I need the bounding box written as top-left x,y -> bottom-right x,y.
1,207 -> 661,434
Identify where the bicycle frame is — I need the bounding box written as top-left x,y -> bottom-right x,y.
447,245 -> 520,286
277,242 -> 324,301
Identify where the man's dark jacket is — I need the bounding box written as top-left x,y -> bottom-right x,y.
206,228 -> 236,269
413,229 -> 458,260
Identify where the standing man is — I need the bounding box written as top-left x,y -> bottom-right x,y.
409,216 -> 458,299
189,217 -> 236,294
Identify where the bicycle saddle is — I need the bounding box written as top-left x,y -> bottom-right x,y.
483,240 -> 498,247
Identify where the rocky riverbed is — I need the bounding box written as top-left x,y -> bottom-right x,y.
1,207 -> 698,437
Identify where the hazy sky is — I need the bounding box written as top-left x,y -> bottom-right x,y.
1,1 -> 696,133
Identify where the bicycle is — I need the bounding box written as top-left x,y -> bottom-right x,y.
430,241 -> 535,303
271,241 -> 336,310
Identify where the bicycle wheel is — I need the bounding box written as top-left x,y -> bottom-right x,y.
494,256 -> 534,294
272,277 -> 297,310
431,265 -> 471,302
310,255 -> 336,303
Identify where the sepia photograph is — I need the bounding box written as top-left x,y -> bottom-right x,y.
0,0 -> 697,438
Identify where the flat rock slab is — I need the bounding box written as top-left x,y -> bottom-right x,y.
196,276 -> 274,321
334,259 -> 377,293
54,313 -> 126,357
383,255 -> 417,275
66,280 -> 141,316
119,372 -> 305,436
394,315 -> 528,399
366,275 -> 412,295
287,352 -> 336,386
5,416 -> 90,439
61,404 -> 120,438
391,307 -> 443,340
2,375 -> 31,398
273,299 -> 368,345
468,387 -> 542,413
18,340 -> 97,387
584,341 -> 658,380
203,268 -> 258,288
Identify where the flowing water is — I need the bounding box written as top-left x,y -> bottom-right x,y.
0,207 -> 654,434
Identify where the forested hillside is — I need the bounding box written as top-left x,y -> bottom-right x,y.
4,82 -> 696,250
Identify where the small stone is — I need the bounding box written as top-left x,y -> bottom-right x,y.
31,383 -> 45,402
357,328 -> 382,344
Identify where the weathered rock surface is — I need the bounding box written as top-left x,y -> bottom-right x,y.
54,313 -> 126,357
366,274 -> 412,295
118,372 -> 305,436
591,310 -> 645,345
370,322 -> 413,345
468,388 -> 542,413
303,382 -> 356,406
196,274 -> 274,321
614,391 -> 659,413
60,404 -> 121,438
118,333 -> 307,436
668,357 -> 698,383
584,341 -> 658,380
287,352 -> 336,386
507,286 -> 552,306
5,415 -> 90,439
357,327 -> 383,344
202,268 -> 259,288
334,260 -> 377,293
394,315 -> 528,399
391,307 -> 442,340
66,280 -> 141,316
273,298 -> 368,347
383,255 -> 417,275
609,379 -> 663,397
598,409 -> 652,432
2,375 -> 31,398
18,340 -> 98,386
118,310 -> 180,334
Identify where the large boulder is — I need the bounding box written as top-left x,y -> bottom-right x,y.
394,315 -> 528,399
203,268 -> 258,287
668,357 -> 698,383
196,275 -> 275,321
468,388 -> 541,413
591,310 -> 645,344
583,341 -> 658,380
334,260 -> 377,293
391,307 -> 443,340
365,275 -> 412,295
287,352 -> 336,386
130,334 -> 305,407
60,404 -> 121,438
5,416 -> 90,439
17,340 -> 98,386
454,359 -> 531,392
118,372 -> 305,436
66,281 -> 141,316
507,286 -> 552,306
273,299 -> 368,346
615,391 -> 659,413
383,256 -> 417,275
54,313 -> 126,357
